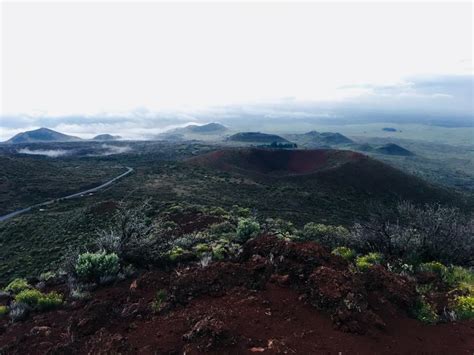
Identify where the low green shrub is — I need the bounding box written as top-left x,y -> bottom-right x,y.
263,218 -> 295,239
168,246 -> 186,261
209,221 -> 235,235
413,298 -> 439,324
194,243 -> 211,256
151,289 -> 167,313
0,305 -> 8,316
236,218 -> 260,242
300,223 -> 350,249
332,246 -> 356,261
210,239 -> 241,260
75,251 -> 120,281
452,296 -> 474,320
37,291 -> 63,311
15,289 -> 62,310
15,289 -> 43,307
232,206 -> 251,218
208,207 -> 228,217
39,271 -> 57,282
4,278 -> 32,294
419,261 -> 448,277
356,252 -> 383,271
442,266 -> 474,293
212,244 -> 226,260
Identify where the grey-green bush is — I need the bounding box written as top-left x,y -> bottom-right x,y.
299,223 -> 350,250
236,218 -> 260,242
75,251 -> 120,282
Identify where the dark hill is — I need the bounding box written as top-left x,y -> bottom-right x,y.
92,134 -> 121,141
375,143 -> 414,156
157,123 -> 227,140
227,132 -> 289,144
186,123 -> 227,134
189,148 -> 363,175
285,131 -> 353,146
189,148 -> 457,206
5,128 -> 82,144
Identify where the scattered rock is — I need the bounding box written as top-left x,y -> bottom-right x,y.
29,326 -> 51,337
183,316 -> 234,350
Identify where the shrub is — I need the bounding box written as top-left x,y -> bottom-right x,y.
419,261 -> 448,277
70,288 -> 92,300
300,223 -> 350,250
232,206 -> 251,218
39,271 -> 57,282
263,218 -> 295,239
356,252 -> 383,271
15,289 -> 62,310
208,206 -> 228,217
452,295 -> 474,320
37,292 -> 63,311
94,201 -> 160,265
168,246 -> 186,261
75,251 -> 120,282
151,289 -> 167,313
9,302 -> 29,322
194,243 -> 212,257
15,289 -> 43,307
351,202 -> 474,265
0,305 -> 7,316
442,266 -> 474,292
236,218 -> 260,242
212,244 -> 226,260
332,246 -> 356,261
413,298 -> 439,324
209,221 -> 235,235
4,278 -> 32,294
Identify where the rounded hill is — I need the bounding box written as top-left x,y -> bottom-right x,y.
188,148 -> 365,175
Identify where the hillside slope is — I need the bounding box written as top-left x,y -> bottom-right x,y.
189,148 -> 460,206
5,128 -> 82,144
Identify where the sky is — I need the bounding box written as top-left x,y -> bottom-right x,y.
1,1 -> 473,139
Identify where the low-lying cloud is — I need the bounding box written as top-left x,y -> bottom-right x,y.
17,148 -> 70,157
100,144 -> 132,155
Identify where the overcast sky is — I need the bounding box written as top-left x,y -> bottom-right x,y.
1,1 -> 472,138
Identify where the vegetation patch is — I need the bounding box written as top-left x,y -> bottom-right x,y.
4,278 -> 32,294
75,251 -> 120,282
356,253 -> 383,271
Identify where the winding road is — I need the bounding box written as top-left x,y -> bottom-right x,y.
0,166 -> 134,223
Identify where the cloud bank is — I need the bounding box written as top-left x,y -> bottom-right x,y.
17,148 -> 70,157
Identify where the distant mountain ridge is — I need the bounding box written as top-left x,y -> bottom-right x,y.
92,134 -> 122,141
4,128 -> 82,144
227,132 -> 289,143
157,123 -> 228,141
285,131 -> 353,146
375,143 -> 414,156
185,123 -> 228,134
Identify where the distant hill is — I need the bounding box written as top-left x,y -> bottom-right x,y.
157,123 -> 228,141
4,128 -> 82,144
185,123 -> 228,134
227,132 -> 289,144
92,134 -> 121,141
189,148 -> 364,175
354,143 -> 375,152
375,143 -> 414,156
188,148 -> 456,205
285,131 -> 353,146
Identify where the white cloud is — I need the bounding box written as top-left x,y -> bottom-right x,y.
17,148 -> 70,157
1,2 -> 472,117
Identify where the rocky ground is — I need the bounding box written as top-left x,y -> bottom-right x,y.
0,235 -> 473,354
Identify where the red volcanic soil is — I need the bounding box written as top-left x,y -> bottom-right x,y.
1,236 -> 473,354
188,148 -> 365,175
